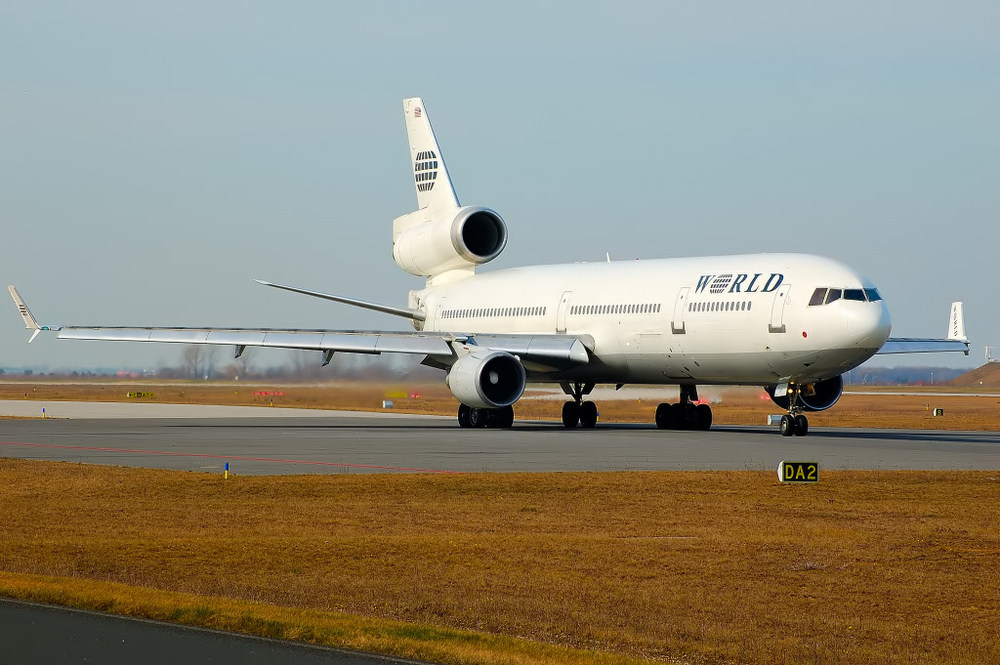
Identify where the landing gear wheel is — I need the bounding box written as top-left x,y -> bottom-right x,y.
469,407 -> 488,428
779,415 -> 795,437
562,401 -> 580,428
579,401 -> 598,428
655,402 -> 673,429
486,405 -> 515,429
678,402 -> 697,430
695,403 -> 713,431
794,414 -> 808,436
458,404 -> 472,428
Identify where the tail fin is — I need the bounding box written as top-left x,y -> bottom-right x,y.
403,98 -> 459,213
948,301 -> 967,341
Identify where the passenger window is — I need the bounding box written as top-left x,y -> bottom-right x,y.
844,289 -> 865,301
826,289 -> 842,304
809,288 -> 828,306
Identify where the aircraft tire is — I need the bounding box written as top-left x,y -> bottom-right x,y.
794,414 -> 809,436
579,401 -> 598,428
458,404 -> 472,428
469,407 -> 488,428
678,402 -> 697,430
696,403 -> 713,431
487,405 -> 515,429
779,415 -> 795,437
562,401 -> 580,428
655,403 -> 672,429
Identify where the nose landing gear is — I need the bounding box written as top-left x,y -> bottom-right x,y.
778,384 -> 809,437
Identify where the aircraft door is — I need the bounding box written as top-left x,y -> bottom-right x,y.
671,287 -> 689,334
769,285 -> 790,333
556,291 -> 572,333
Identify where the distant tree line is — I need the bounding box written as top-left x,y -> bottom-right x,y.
154,346 -> 441,383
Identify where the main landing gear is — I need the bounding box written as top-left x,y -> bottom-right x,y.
655,384 -> 712,431
457,404 -> 515,429
561,381 -> 599,428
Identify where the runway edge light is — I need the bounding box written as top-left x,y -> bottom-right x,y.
777,461 -> 819,483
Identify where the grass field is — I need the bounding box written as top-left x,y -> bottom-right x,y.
2,460 -> 999,664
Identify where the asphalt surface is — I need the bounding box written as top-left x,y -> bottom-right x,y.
0,599 -> 424,665
1,401 -> 998,472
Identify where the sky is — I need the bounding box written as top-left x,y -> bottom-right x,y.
1,1 -> 997,372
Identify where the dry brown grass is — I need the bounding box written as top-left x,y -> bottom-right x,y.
3,380 -> 999,430
2,459 -> 999,664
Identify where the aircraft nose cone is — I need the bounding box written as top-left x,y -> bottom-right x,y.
849,301 -> 892,348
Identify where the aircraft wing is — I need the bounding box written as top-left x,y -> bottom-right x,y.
877,338 -> 970,355
9,286 -> 591,368
877,301 -> 970,356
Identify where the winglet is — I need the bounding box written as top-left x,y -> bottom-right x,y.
948,301 -> 967,342
8,285 -> 58,342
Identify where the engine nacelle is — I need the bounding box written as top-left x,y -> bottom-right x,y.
393,206 -> 507,278
766,375 -> 844,412
446,350 -> 526,409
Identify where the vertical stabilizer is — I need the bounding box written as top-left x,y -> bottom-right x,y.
403,98 -> 459,213
948,302 -> 967,341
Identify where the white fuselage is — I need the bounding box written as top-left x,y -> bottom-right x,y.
418,253 -> 892,386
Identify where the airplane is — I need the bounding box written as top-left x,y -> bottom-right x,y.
9,97 -> 970,436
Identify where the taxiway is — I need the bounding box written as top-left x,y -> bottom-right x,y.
1,401 -> 997,473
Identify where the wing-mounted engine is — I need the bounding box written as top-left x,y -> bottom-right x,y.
392,206 -> 507,282
446,349 -> 526,409
766,375 -> 844,412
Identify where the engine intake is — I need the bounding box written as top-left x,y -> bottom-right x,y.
393,206 -> 507,278
766,375 -> 844,412
446,350 -> 526,409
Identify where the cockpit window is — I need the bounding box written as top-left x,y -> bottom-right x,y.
810,285 -> 882,305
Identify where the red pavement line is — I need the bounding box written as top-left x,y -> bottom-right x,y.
0,441 -> 459,474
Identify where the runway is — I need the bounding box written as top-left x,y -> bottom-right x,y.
0,599 -> 422,665
2,401 -> 998,472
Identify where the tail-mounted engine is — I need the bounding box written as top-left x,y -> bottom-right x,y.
446,349 -> 526,409
392,206 -> 507,280
766,375 -> 844,412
